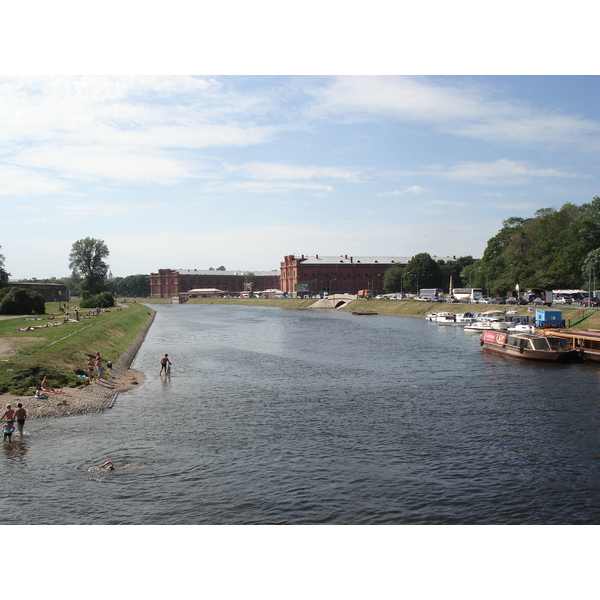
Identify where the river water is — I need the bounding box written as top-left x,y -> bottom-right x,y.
3,303 -> 600,525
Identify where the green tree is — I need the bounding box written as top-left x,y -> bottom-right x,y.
107,274 -> 150,297
403,253 -> 442,293
382,265 -> 404,293
0,246 -> 10,288
68,238 -> 110,298
0,286 -> 45,315
582,248 -> 600,293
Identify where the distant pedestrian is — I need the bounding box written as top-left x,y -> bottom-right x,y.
159,354 -> 172,376
95,352 -> 103,380
14,403 -> 26,439
87,358 -> 96,384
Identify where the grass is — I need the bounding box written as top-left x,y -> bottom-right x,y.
0,302 -> 153,395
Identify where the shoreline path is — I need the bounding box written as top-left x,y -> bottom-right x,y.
0,311 -> 155,419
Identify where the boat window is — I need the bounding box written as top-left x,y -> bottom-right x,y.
531,338 -> 551,350
547,337 -> 569,350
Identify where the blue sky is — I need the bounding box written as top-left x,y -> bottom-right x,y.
2,74 -> 600,279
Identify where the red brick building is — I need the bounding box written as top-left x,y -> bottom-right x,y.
280,255 -> 413,296
150,269 -> 280,298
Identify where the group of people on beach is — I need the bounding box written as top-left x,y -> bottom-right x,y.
2,403 -> 26,443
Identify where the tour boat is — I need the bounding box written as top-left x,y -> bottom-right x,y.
480,330 -> 582,362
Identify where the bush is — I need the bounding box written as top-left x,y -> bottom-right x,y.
80,291 -> 115,309
0,287 -> 45,315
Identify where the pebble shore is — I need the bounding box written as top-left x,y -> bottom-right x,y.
2,311 -> 155,419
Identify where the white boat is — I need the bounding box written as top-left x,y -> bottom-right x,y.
507,323 -> 536,333
425,312 -> 438,321
436,312 -> 458,324
464,319 -> 493,332
456,312 -> 477,324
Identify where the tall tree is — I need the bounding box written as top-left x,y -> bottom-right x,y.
382,265 -> 404,293
68,238 -> 110,297
0,246 -> 9,288
402,253 -> 442,293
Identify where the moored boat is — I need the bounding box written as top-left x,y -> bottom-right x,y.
435,312 -> 458,324
538,329 -> 600,361
480,330 -> 582,362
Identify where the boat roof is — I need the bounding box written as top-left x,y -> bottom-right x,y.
545,330 -> 600,340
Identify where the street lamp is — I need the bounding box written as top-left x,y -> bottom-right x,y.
371,274 -> 380,297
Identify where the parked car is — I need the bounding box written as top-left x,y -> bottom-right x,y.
581,297 -> 600,307
477,297 -> 493,304
532,297 -> 545,305
505,297 -> 518,305
491,297 -> 506,304
554,297 -> 572,305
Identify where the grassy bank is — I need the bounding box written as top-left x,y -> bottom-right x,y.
0,303 -> 154,395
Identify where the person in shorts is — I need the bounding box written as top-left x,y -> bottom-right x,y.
14,403 -> 27,439
95,352 -> 103,380
159,354 -> 172,376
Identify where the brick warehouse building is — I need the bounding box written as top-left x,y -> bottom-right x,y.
280,254 -> 415,296
150,268 -> 280,298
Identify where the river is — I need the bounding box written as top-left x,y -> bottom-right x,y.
3,303 -> 600,524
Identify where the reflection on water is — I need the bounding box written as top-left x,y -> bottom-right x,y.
3,303 -> 600,524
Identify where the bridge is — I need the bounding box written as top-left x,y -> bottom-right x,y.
310,294 -> 357,309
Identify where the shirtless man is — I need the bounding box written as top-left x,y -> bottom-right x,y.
14,403 -> 26,439
159,354 -> 172,376
41,376 -> 57,393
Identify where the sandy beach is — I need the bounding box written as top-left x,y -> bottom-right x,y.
0,310 -> 154,419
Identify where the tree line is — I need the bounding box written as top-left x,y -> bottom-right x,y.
383,196 -> 600,297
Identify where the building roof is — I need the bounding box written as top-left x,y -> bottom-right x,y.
176,269 -> 279,276
290,255 -> 459,265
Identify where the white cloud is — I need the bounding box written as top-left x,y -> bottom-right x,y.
231,161 -> 362,182
0,76 -> 280,188
312,76 -> 600,149
0,165 -> 67,196
426,159 -> 581,186
377,185 -> 426,197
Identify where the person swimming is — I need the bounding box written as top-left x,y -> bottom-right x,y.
99,461 -> 115,470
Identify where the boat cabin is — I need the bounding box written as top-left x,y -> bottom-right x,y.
535,309 -> 565,329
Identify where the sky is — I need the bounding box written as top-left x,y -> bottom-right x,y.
4,73 -> 600,280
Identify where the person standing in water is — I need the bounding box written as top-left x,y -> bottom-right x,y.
14,403 -> 26,439
159,354 -> 172,376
